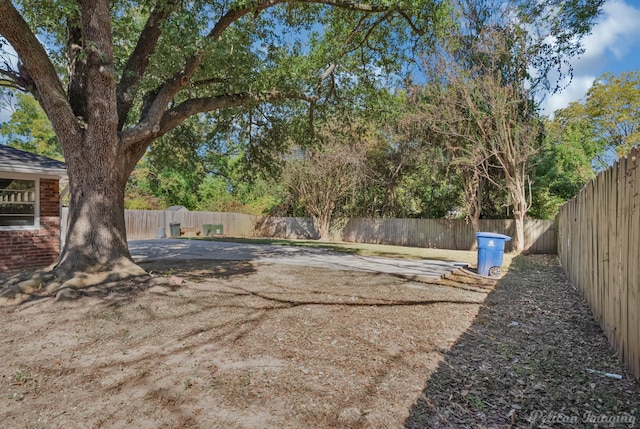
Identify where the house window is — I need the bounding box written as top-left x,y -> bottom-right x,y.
0,177 -> 38,227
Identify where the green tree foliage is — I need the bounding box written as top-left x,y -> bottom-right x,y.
124,111 -> 282,214
280,118 -> 369,240
403,76 -> 488,230
0,0 -> 455,276
529,102 -> 603,218
311,87 -> 465,220
585,71 -> 640,157
124,158 -> 161,210
196,175 -> 266,213
1,92 -> 62,159
0,0 -> 605,278
462,64 -> 544,251
396,162 -> 462,218
398,0 -> 603,248
196,168 -> 281,215
527,71 -> 640,218
405,0 -> 552,248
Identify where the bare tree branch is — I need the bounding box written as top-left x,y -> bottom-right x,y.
396,8 -> 424,37
0,61 -> 29,91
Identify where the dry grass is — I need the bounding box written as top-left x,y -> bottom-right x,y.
0,251 -> 636,429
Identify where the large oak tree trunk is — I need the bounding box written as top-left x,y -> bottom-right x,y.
47,0 -> 146,281
55,140 -> 145,278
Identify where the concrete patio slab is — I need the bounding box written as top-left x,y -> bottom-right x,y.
129,238 -> 466,280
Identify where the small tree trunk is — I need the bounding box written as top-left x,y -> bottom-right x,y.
512,197 -> 526,253
513,214 -> 525,252
468,181 -> 482,234
314,213 -> 332,241
469,214 -> 480,234
461,170 -> 482,249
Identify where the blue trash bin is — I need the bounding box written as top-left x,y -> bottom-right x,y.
476,232 -> 511,277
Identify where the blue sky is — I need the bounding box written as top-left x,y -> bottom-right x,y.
538,0 -> 640,115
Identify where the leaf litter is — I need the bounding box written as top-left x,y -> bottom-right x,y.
0,255 -> 637,428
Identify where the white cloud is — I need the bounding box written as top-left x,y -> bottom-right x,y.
540,75 -> 595,116
539,0 -> 640,116
574,0 -> 640,71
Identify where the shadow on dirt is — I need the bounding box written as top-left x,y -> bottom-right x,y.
138,258 -> 256,281
404,254 -> 640,429
82,259 -> 258,301
0,259 -> 259,305
0,251 -> 523,428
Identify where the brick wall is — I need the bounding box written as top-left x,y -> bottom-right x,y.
0,178 -> 61,271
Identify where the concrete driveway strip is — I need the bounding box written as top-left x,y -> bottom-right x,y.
128,238 -> 465,280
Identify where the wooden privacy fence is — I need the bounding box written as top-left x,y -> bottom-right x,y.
61,208 -> 556,253
558,147 -> 640,377
342,218 -> 556,253
61,209 -> 261,241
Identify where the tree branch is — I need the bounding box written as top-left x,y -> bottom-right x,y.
141,1 -> 306,124
0,61 -> 29,91
0,77 -> 21,90
191,76 -> 232,87
396,8 -> 424,37
317,9 -> 392,98
0,0 -> 80,143
139,0 -> 391,138
308,0 -> 387,13
123,90 -> 315,152
116,0 -> 180,130
66,11 -> 87,120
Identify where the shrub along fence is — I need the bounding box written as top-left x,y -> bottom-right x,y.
557,147 -> 640,377
61,208 -> 556,253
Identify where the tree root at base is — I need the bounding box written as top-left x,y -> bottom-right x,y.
0,258 -> 149,305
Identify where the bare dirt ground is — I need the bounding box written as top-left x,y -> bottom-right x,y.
0,254 -> 639,429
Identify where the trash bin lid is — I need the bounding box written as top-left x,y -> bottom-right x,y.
475,232 -> 512,241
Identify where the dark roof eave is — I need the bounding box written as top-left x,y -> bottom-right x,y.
0,145 -> 68,178
0,164 -> 68,178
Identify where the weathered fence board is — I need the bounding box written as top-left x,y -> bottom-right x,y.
558,147 -> 640,377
